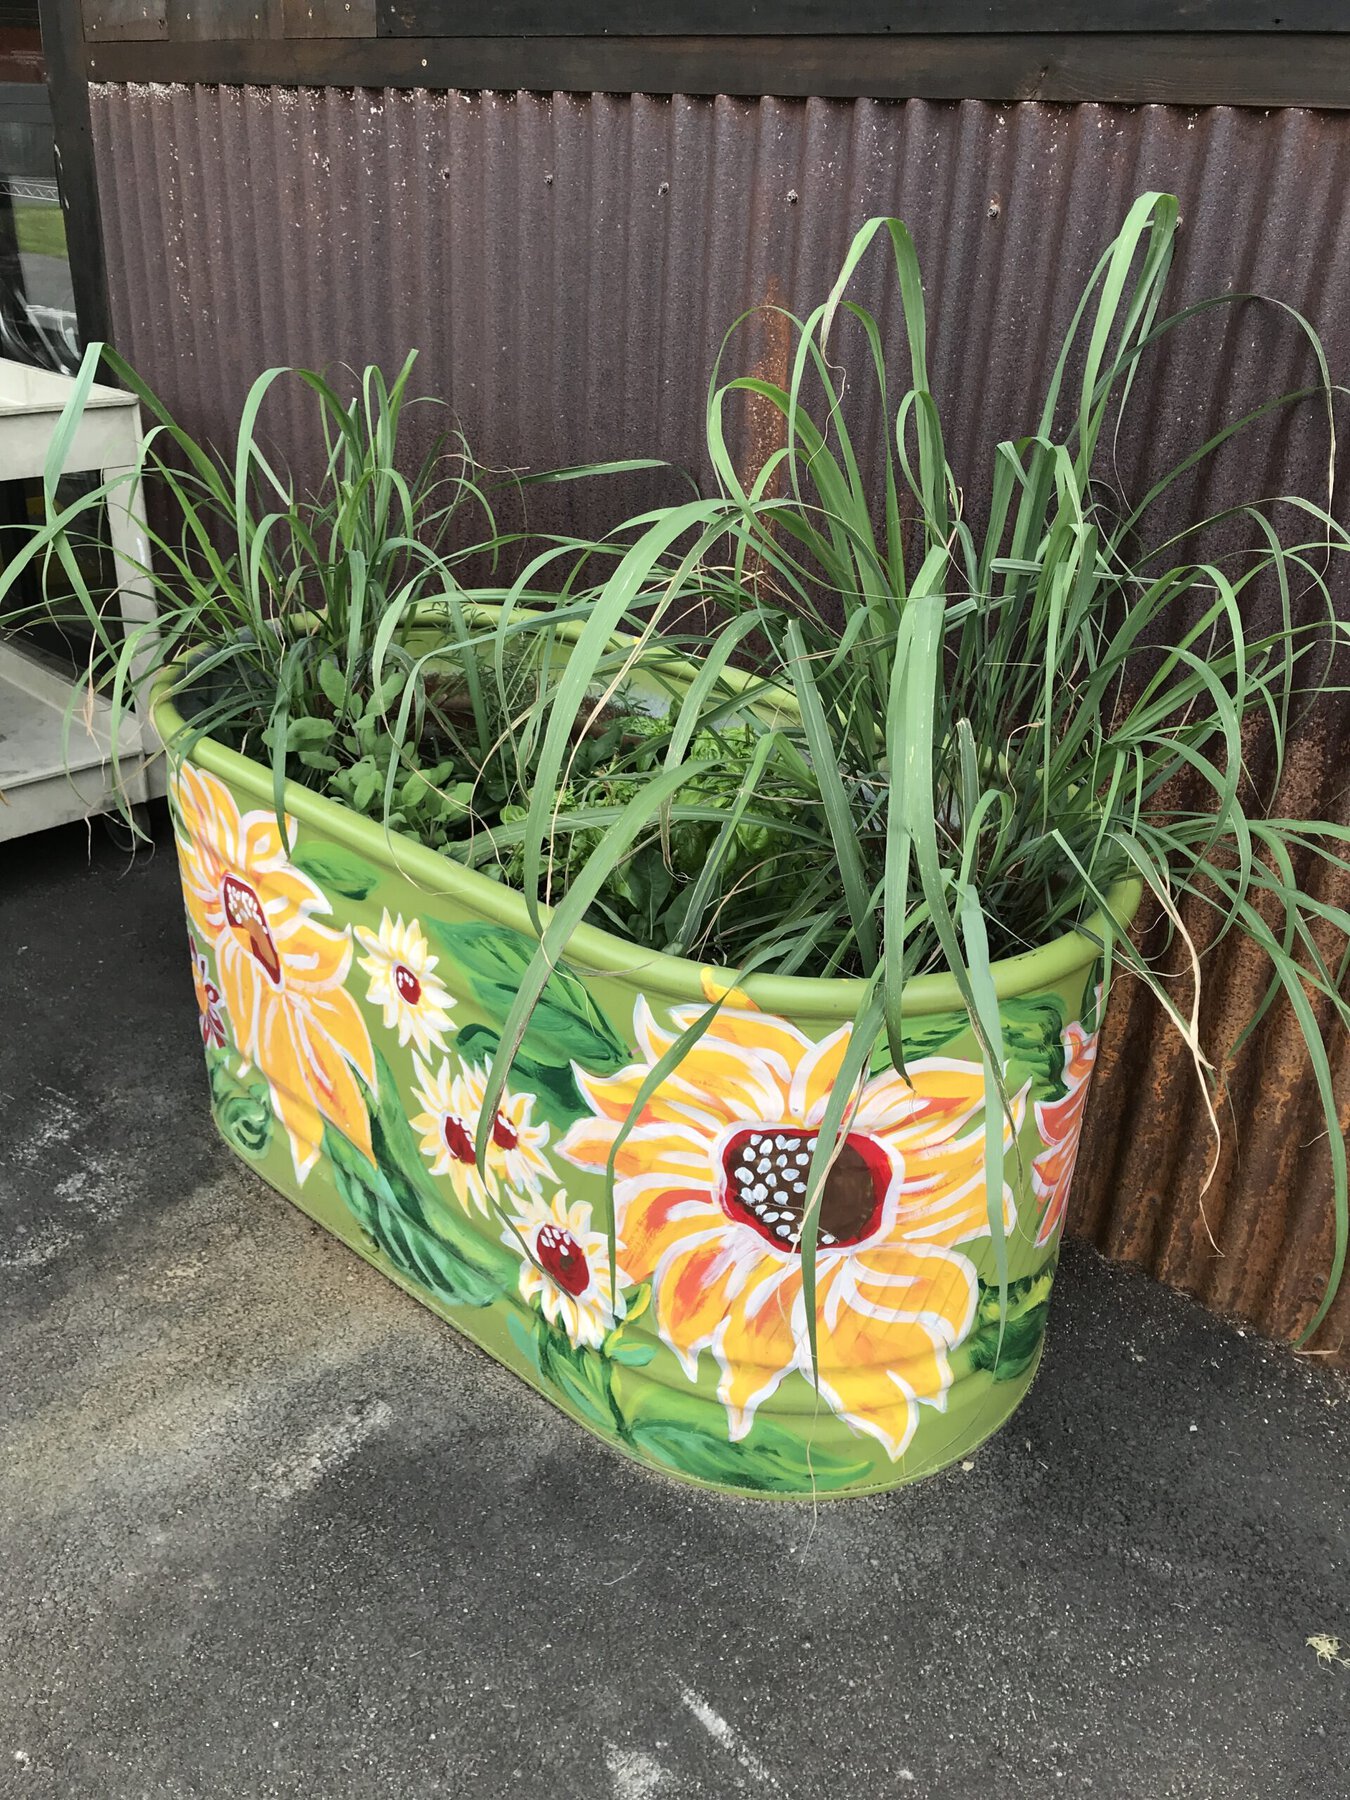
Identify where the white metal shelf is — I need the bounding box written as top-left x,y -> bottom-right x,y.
0,356 -> 159,842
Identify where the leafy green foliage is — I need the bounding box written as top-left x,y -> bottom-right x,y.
7,194 -> 1350,1345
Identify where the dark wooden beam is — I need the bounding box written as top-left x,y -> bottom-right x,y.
39,0 -> 108,346
381,2 -> 1350,34
81,32 -> 1350,109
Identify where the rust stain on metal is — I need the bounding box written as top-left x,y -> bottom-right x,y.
86,85 -> 1350,1361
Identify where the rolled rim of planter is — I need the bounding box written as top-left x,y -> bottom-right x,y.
151,673 -> 1143,1022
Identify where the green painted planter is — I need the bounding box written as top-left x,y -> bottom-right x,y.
156,673 -> 1138,1500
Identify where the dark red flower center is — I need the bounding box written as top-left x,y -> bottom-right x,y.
492,1114 -> 519,1152
221,874 -> 282,984
443,1115 -> 475,1163
393,962 -> 422,1006
536,1221 -> 590,1297
720,1126 -> 891,1251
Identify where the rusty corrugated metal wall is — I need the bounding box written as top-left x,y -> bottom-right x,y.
87,84 -> 1350,1360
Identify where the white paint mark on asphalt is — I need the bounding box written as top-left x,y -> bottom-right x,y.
255,1399 -> 392,1503
679,1688 -> 779,1789
604,1744 -> 670,1799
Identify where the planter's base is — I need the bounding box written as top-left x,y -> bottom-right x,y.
214,1108 -> 1045,1501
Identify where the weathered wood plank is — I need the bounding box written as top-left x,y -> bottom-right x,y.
282,0 -> 376,36
82,0 -> 167,42
379,2 -> 1350,38
82,32 -> 1350,110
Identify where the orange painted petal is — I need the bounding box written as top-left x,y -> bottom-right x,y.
714,1265 -> 800,1439
618,1179 -> 722,1281
653,1237 -> 738,1365
559,1118 -> 709,1184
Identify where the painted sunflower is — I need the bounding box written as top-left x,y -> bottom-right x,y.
173,764 -> 376,1181
560,994 -> 1024,1459
1031,1011 -> 1100,1248
502,1188 -> 626,1350
354,909 -> 454,1056
410,1056 -> 552,1214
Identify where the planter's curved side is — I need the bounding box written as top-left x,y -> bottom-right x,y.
164,720 -> 1134,1499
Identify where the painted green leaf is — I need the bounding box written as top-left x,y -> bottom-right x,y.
901,998 -> 1070,1095
367,1048 -> 517,1287
897,1010 -> 969,1062
625,1415 -> 872,1495
290,840 -> 382,900
455,1022 -> 587,1123
965,1258 -> 1057,1382
536,1318 -> 620,1432
207,1052 -> 273,1158
325,1123 -> 503,1309
428,922 -> 628,1073
507,1309 -> 543,1370
1000,993 -> 1070,1096
607,1338 -> 657,1368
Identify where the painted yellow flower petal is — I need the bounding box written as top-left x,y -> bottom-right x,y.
846,1240 -> 978,1349
572,1061 -> 729,1137
670,1002 -> 808,1080
237,808 -> 290,872
620,1179 -> 723,1280
714,1274 -> 798,1439
896,1133 -> 1016,1245
788,1022 -> 855,1119
666,1036 -> 790,1124
653,1236 -> 738,1359
700,969 -> 754,1010
307,983 -> 377,1090
559,1116 -> 710,1184
812,1360 -> 920,1459
855,1066 -> 985,1140
173,764 -> 376,1186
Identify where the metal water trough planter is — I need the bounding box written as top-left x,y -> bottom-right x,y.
155,659 -> 1138,1500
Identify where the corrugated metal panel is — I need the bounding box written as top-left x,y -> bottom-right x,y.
87,84 -> 1350,1359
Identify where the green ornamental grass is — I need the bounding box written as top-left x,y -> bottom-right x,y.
4,190 -> 1348,1346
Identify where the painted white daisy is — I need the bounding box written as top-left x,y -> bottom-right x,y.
409,1056 -> 552,1215
503,1188 -> 626,1350
354,910 -> 453,1056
